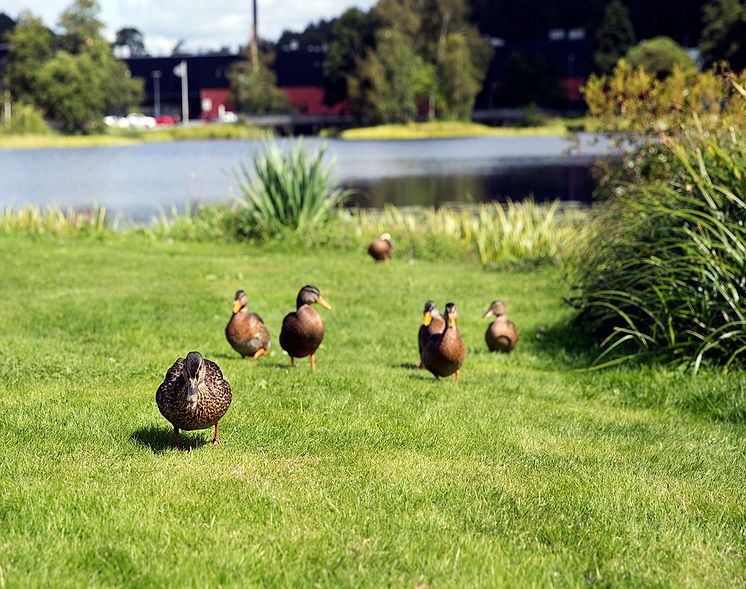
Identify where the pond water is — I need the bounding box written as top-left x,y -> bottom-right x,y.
0,134 -> 611,220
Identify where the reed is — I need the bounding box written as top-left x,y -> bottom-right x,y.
569,129 -> 746,371
0,204 -> 110,236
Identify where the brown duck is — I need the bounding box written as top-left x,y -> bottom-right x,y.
279,285 -> 332,369
422,302 -> 466,382
418,300 -> 445,369
156,351 -> 232,449
226,289 -> 271,359
368,233 -> 393,263
483,300 -> 519,353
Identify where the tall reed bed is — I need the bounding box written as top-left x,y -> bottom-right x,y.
569,129 -> 746,371
341,200 -> 590,267
0,204 -> 110,237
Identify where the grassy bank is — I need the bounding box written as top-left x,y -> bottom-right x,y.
0,233 -> 743,587
0,124 -> 269,150
339,120 -> 580,140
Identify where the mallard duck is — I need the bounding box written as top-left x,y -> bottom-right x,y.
279,285 -> 332,369
483,300 -> 519,353
226,289 -> 271,359
368,233 -> 393,263
418,300 -> 445,369
422,302 -> 466,381
156,351 -> 232,449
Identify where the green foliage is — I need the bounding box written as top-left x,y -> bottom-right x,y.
235,141 -> 350,236
228,53 -> 291,115
592,0 -> 636,74
3,12 -> 55,101
494,51 -> 567,108
699,0 -> 746,70
322,8 -> 376,106
3,1 -> 142,133
569,129 -> 746,370
625,36 -> 696,79
0,204 -> 110,236
0,102 -> 49,135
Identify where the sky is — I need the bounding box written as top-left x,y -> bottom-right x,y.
2,0 -> 377,55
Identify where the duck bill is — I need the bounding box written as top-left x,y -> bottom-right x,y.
448,317 -> 457,328
317,296 -> 332,310
422,311 -> 432,326
483,309 -> 494,319
187,384 -> 198,409
232,300 -> 242,313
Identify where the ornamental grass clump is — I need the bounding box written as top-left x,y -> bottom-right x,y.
235,141 -> 351,237
569,129 -> 746,371
0,204 -> 110,237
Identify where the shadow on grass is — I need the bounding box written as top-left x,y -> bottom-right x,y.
130,426 -> 207,453
529,319 -> 599,370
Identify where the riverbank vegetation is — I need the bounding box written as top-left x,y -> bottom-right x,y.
0,233 -> 744,587
338,120 -> 573,140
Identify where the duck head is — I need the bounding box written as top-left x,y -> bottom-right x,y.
296,285 -> 332,310
444,302 -> 459,328
483,300 -> 506,319
184,351 -> 205,409
380,232 -> 393,247
422,300 -> 441,326
232,289 -> 248,314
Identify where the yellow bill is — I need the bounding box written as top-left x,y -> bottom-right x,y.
317,295 -> 332,310
422,311 -> 432,326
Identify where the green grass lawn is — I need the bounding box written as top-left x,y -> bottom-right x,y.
0,234 -> 744,588
339,121 -> 576,140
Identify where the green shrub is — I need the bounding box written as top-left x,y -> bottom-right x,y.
569,129 -> 746,371
235,141 -> 351,237
0,102 -> 50,135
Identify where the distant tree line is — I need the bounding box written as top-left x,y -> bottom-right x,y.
1,0 -> 142,133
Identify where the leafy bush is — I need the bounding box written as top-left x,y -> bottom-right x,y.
235,141 -> 351,237
625,36 -> 696,79
0,102 -> 49,135
569,129 -> 746,371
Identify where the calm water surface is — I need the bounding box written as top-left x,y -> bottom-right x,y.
0,134 -> 610,220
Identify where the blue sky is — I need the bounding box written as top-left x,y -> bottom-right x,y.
2,0 -> 377,55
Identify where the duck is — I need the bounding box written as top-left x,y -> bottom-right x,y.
422,302 -> 466,382
225,289 -> 271,359
483,300 -> 519,353
279,285 -> 332,369
418,300 -> 446,369
368,233 -> 393,263
156,351 -> 232,449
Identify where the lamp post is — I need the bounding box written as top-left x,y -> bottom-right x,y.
151,70 -> 162,118
173,60 -> 189,124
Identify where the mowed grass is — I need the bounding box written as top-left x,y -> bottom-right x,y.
0,235 -> 744,588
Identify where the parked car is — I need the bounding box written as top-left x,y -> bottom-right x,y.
156,115 -> 175,126
126,113 -> 157,130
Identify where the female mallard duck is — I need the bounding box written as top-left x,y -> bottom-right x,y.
422,302 -> 466,381
368,233 -> 393,263
156,351 -> 232,449
418,300 -> 445,369
483,300 -> 519,353
226,289 -> 271,359
279,285 -> 332,369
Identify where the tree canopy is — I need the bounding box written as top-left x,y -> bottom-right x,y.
592,0 -> 635,74
626,36 -> 695,79
699,0 -> 746,70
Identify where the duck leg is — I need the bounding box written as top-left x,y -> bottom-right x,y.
290,356 -> 295,368
310,354 -> 316,370
455,370 -> 460,383
174,427 -> 181,450
418,358 -> 424,369
252,347 -> 267,359
211,422 -> 222,445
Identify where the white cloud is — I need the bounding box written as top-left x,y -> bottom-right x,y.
2,0 -> 377,55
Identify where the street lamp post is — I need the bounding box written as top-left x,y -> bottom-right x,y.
151,70 -> 162,118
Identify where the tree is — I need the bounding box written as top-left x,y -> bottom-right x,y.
592,0 -> 636,74
58,0 -> 103,52
699,0 -> 746,70
494,51 -> 567,107
323,8 -> 376,106
228,52 -> 291,115
3,12 -> 55,102
114,27 -> 146,56
626,36 -> 696,78
349,28 -> 428,123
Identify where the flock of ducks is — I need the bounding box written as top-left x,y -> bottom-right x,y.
155,233 -> 520,449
